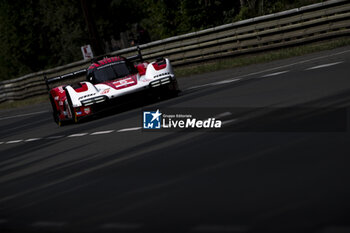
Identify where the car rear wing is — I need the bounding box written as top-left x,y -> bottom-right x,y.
126,45 -> 144,63
44,69 -> 87,91
90,46 -> 143,63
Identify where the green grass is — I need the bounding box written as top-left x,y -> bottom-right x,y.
174,37 -> 350,77
0,95 -> 48,110
1,37 -> 350,110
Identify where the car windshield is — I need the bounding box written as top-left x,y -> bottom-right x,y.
92,61 -> 136,83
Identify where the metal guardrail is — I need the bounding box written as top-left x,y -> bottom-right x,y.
0,0 -> 349,103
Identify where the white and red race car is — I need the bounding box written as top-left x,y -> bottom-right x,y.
45,54 -> 179,125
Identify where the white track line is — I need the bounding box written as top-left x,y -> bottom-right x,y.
187,49 -> 350,91
210,78 -> 242,85
0,111 -> 48,121
214,112 -> 232,118
117,127 -> 142,132
67,133 -> 88,137
222,119 -> 238,125
261,70 -> 290,78
0,127 -> 143,146
306,61 -> 344,70
25,138 -> 42,142
90,130 -> 115,135
188,78 -> 241,90
6,140 -> 23,144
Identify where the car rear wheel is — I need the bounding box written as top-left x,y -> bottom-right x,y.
49,96 -> 62,125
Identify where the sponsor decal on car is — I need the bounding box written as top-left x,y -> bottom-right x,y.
154,72 -> 170,78
113,77 -> 135,89
58,86 -> 64,93
84,107 -> 91,115
78,93 -> 96,100
101,88 -> 110,94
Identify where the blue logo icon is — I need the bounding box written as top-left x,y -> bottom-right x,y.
143,110 -> 162,129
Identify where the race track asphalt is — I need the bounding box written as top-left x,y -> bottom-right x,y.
1,46 -> 350,233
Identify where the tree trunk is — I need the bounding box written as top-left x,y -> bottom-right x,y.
80,0 -> 104,56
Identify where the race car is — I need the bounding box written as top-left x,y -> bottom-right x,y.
45,53 -> 179,126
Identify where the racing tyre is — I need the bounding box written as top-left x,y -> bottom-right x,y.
65,90 -> 79,123
49,96 -> 61,126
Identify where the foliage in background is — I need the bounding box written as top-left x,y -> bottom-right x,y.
141,0 -> 241,38
0,0 -> 325,81
0,0 -> 86,80
0,1 -> 40,80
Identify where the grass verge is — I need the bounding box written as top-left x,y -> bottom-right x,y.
174,37 -> 350,77
0,95 -> 48,110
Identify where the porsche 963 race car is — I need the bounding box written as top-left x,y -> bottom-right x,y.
45,53 -> 179,126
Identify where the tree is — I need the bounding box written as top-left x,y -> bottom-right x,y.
141,0 -> 241,40
0,1 -> 40,80
239,0 -> 264,15
80,0 -> 105,56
